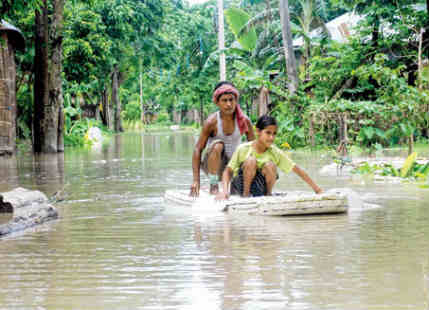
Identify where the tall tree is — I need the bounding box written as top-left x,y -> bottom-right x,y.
232,1 -> 300,93
97,0 -> 165,132
33,0 -> 64,153
279,0 -> 299,94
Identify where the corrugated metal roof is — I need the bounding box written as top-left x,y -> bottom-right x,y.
0,20 -> 25,50
293,12 -> 362,47
293,4 -> 426,47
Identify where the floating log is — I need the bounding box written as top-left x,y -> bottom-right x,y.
0,187 -> 58,236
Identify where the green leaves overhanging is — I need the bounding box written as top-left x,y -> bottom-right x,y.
224,7 -> 257,52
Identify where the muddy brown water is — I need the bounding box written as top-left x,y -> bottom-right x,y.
0,132 -> 428,310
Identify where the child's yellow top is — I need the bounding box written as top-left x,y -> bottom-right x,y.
227,142 -> 295,177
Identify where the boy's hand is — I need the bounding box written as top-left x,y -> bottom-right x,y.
314,187 -> 323,194
215,192 -> 229,201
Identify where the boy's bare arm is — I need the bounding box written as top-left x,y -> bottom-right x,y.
292,165 -> 323,194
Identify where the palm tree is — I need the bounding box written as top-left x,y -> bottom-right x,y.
232,1 -> 298,94
236,0 -> 330,93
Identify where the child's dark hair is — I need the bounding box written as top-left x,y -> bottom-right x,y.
214,80 -> 236,91
256,114 -> 277,130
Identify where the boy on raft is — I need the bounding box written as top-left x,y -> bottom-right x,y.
216,115 -> 323,200
190,81 -> 255,197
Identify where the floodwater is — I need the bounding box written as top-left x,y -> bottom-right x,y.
0,132 -> 429,310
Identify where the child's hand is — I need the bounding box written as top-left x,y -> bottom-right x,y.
315,187 -> 323,194
189,181 -> 200,197
215,192 -> 229,201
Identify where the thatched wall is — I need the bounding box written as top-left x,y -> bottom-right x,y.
0,21 -> 25,156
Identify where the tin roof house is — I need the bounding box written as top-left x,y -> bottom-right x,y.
293,4 -> 426,48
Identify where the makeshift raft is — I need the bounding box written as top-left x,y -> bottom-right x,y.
164,189 -> 348,216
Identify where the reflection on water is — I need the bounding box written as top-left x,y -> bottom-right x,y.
0,213 -> 13,224
0,155 -> 18,191
0,153 -> 64,195
0,132 -> 429,310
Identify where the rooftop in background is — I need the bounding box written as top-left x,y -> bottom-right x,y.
0,20 -> 25,50
293,4 -> 427,48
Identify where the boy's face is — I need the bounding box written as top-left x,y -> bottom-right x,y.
257,125 -> 277,148
216,93 -> 237,115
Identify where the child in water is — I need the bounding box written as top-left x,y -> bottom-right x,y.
216,114 -> 322,200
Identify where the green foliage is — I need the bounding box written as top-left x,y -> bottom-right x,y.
225,7 -> 257,52
306,49 -> 429,148
65,119 -> 101,147
400,152 -> 417,178
353,162 -> 380,175
122,101 -> 141,121
63,4 -> 111,85
271,95 -> 309,148
8,0 -> 429,153
156,112 -> 172,125
123,120 -> 144,131
352,152 -> 429,181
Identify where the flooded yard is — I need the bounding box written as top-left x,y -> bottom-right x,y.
0,132 -> 428,310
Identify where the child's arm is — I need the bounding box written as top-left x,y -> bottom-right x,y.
292,165 -> 323,194
216,167 -> 233,200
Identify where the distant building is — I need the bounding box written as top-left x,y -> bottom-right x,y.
0,20 -> 25,155
293,12 -> 363,48
293,4 -> 426,48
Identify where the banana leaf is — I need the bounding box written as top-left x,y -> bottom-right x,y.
400,152 -> 417,178
225,8 -> 257,52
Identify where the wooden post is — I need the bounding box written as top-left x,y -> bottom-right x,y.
408,134 -> 414,155
343,113 -> 348,143
139,62 -> 146,125
309,113 -> 315,148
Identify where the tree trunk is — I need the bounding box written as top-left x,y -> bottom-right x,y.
100,87 -> 110,128
370,16 -> 380,60
33,0 -> 64,153
258,86 -> 270,117
304,38 -> 310,81
217,0 -> 226,80
33,0 -> 49,152
408,134 -> 414,155
139,66 -> 146,124
112,65 -> 123,132
424,0 -> 429,51
51,0 -> 64,152
279,0 -> 299,95
418,28 -> 424,90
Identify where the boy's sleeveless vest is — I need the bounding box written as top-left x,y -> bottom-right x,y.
207,111 -> 242,158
